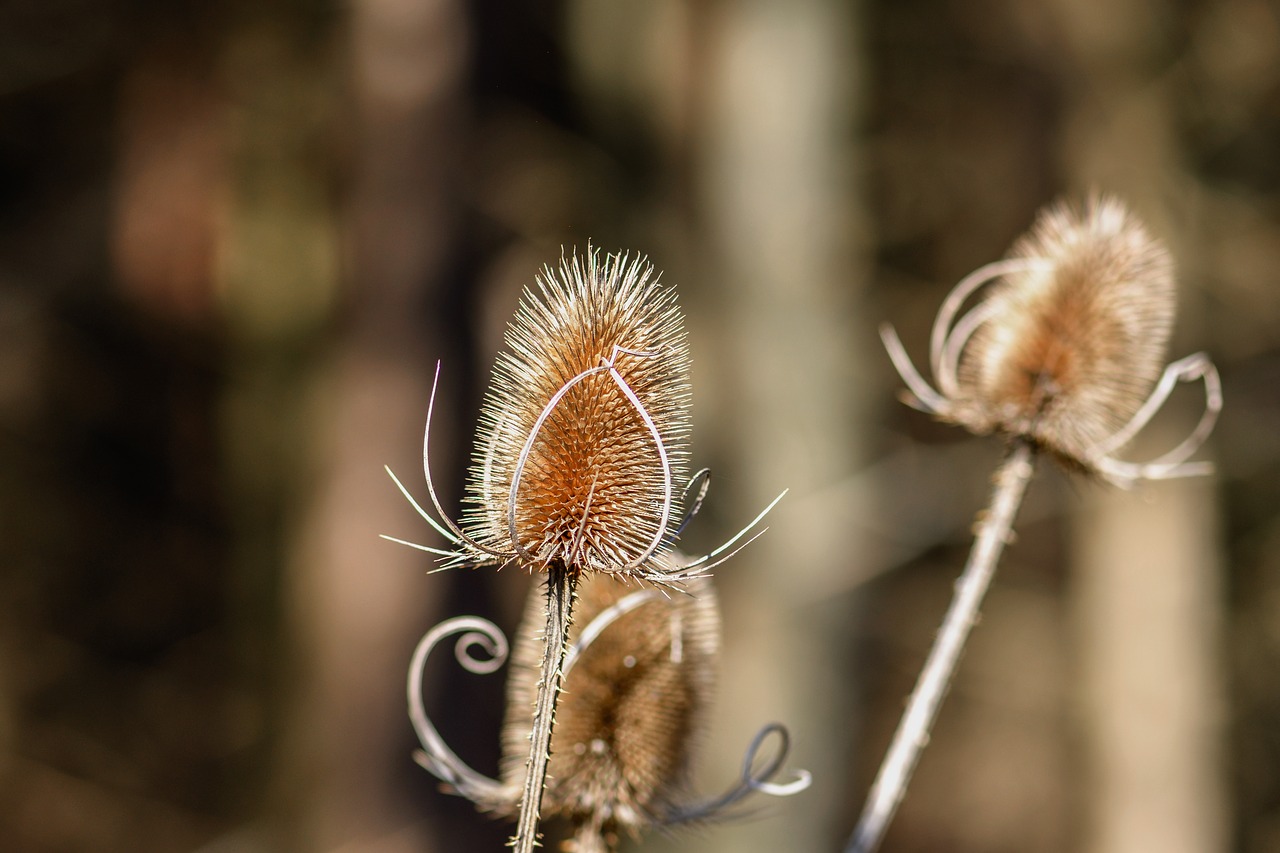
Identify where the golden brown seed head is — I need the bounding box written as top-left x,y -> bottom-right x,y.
463,248 -> 691,575
499,569 -> 719,846
950,196 -> 1175,467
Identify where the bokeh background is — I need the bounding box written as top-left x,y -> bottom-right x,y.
2,0 -> 1278,851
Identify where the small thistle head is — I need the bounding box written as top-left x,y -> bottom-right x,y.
500,570 -> 719,850
464,247 -> 692,577
949,196 -> 1174,465
881,194 -> 1221,484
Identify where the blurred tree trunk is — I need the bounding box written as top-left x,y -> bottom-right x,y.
1071,480 -> 1226,853
695,2 -> 866,851
278,0 -> 483,850
214,7 -> 343,850
1049,1 -> 1229,850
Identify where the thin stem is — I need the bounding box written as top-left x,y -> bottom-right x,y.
846,440 -> 1037,853
512,564 -> 579,853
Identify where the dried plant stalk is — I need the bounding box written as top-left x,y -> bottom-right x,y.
846,441 -> 1034,853
516,563 -> 578,853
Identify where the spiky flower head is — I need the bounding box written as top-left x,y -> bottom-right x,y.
463,248 -> 692,577
947,196 -> 1175,468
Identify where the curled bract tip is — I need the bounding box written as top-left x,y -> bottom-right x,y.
406,615 -> 512,809
664,722 -> 812,826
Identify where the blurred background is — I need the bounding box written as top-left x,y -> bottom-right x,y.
1,0 -> 1277,851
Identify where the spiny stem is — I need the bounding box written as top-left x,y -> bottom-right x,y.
512,563 -> 579,853
846,440 -> 1037,853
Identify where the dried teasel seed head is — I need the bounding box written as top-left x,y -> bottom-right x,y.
499,568 -> 719,850
949,196 -> 1176,469
463,247 -> 691,577
392,247 -> 797,853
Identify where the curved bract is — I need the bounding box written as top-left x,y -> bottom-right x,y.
405,616 -> 513,810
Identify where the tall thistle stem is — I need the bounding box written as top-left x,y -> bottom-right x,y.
847,440 -> 1037,853
513,564 -> 579,853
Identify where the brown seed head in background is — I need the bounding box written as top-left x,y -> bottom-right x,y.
950,196 -> 1175,467
881,193 -> 1220,483
500,568 -> 719,850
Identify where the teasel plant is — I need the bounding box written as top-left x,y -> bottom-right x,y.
383,248 -> 802,851
849,195 -> 1223,853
